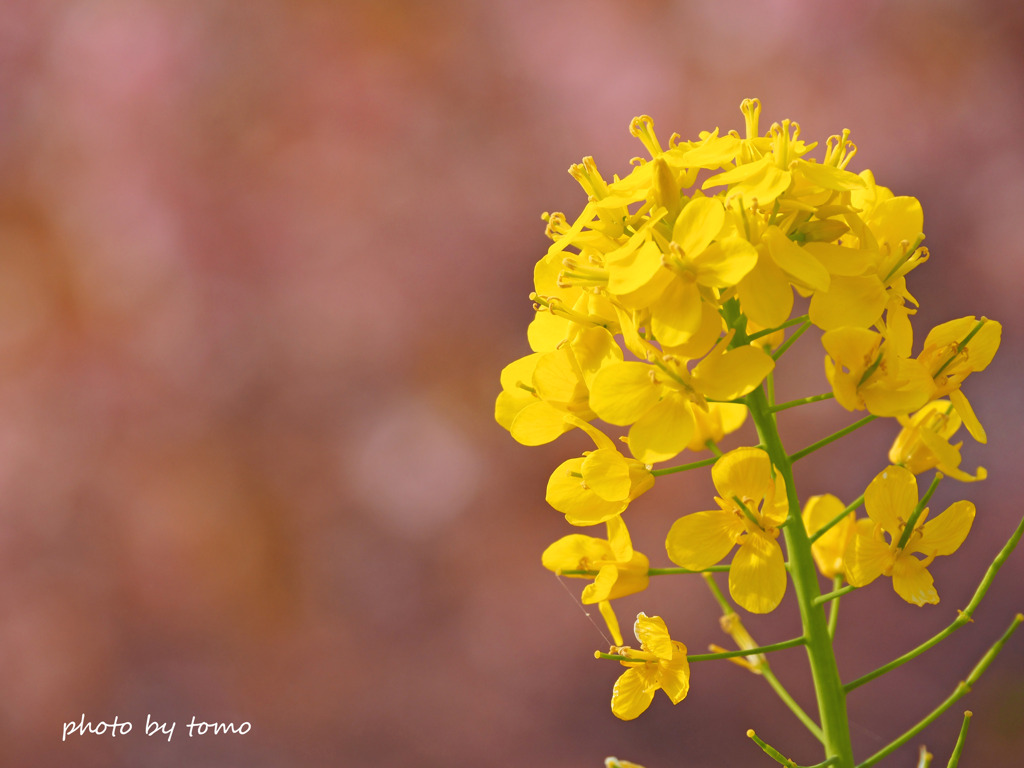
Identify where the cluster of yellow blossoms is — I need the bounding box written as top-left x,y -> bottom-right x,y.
496,99 -> 1000,721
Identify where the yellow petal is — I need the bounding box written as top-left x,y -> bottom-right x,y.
691,344 -> 774,401
650,278 -> 703,347
803,494 -> 853,578
672,195 -> 725,256
634,613 -> 674,659
590,362 -> 662,426
918,500 -> 974,557
692,236 -> 758,288
665,510 -> 740,571
801,241 -> 879,278
611,667 -> 657,720
864,465 -> 917,540
764,226 -> 830,293
891,555 -> 939,606
844,521 -> 891,587
711,447 -> 773,504
729,532 -> 787,613
659,644 -> 691,704
546,457 -> 626,525
808,275 -> 887,330
736,248 -> 793,328
582,448 -> 632,501
949,388 -> 986,444
598,600 -> 624,646
627,395 -> 695,464
541,533 -> 611,573
510,401 -> 575,445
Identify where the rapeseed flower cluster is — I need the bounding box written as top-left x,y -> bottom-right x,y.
496,99 -> 1000,722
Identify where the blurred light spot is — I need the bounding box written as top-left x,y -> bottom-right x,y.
346,397 -> 481,536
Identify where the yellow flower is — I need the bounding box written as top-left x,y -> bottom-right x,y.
916,316 -> 1001,442
589,334 -> 772,464
802,494 -> 856,578
844,465 -> 975,605
605,613 -> 690,720
889,400 -> 987,482
665,447 -> 788,613
822,326 -> 935,417
545,418 -> 654,526
495,326 -> 623,446
542,516 -> 649,645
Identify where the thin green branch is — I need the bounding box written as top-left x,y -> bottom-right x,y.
746,729 -> 798,766
790,415 -> 877,463
650,455 -> 718,476
827,576 -> 842,639
771,318 -> 813,361
702,572 -> 733,613
845,512 -> 1024,693
747,730 -> 839,767
647,565 -> 731,576
855,614 -> 1022,768
946,710 -> 972,768
760,666 -> 825,743
895,472 -> 943,551
814,583 -> 858,606
810,495 -> 864,544
747,314 -> 809,342
771,392 -> 835,413
558,565 -> 731,577
688,636 -> 807,662
594,638 -> 805,665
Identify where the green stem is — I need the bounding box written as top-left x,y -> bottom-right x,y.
647,565 -> 730,576
650,455 -> 718,476
688,637 -> 807,662
558,565 -> 730,576
827,576 -> 842,639
790,415 -> 877,463
746,385 -> 855,768
845,511 -> 1024,693
855,615 -> 1022,768
945,711 -> 972,768
595,636 -> 805,664
810,495 -> 864,544
747,314 -> 809,342
702,575 -> 824,742
771,318 -> 812,361
747,730 -> 798,766
814,584 -> 858,606
895,472 -> 942,551
771,393 -> 834,413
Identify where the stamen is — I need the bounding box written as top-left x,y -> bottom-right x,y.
629,115 -> 663,158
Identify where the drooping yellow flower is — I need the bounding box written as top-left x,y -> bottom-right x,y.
845,465 -> 975,605
889,400 -> 987,482
916,316 -> 1001,442
542,516 -> 649,645
802,494 -> 856,579
604,612 -> 690,720
665,447 -> 788,613
545,417 -> 654,526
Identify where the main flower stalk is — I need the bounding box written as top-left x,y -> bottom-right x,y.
745,384 -> 854,767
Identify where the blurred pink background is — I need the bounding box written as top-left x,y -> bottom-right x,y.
1,1 -> 1022,766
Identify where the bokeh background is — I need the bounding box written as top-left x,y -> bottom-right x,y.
1,0 -> 1022,766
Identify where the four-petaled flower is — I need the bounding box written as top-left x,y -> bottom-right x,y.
844,465 -> 975,605
604,613 -> 690,720
665,447 -> 788,613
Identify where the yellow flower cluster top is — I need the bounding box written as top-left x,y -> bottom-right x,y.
496,99 -> 1001,720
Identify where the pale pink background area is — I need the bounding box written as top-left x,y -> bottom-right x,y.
1,1 -> 1022,766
